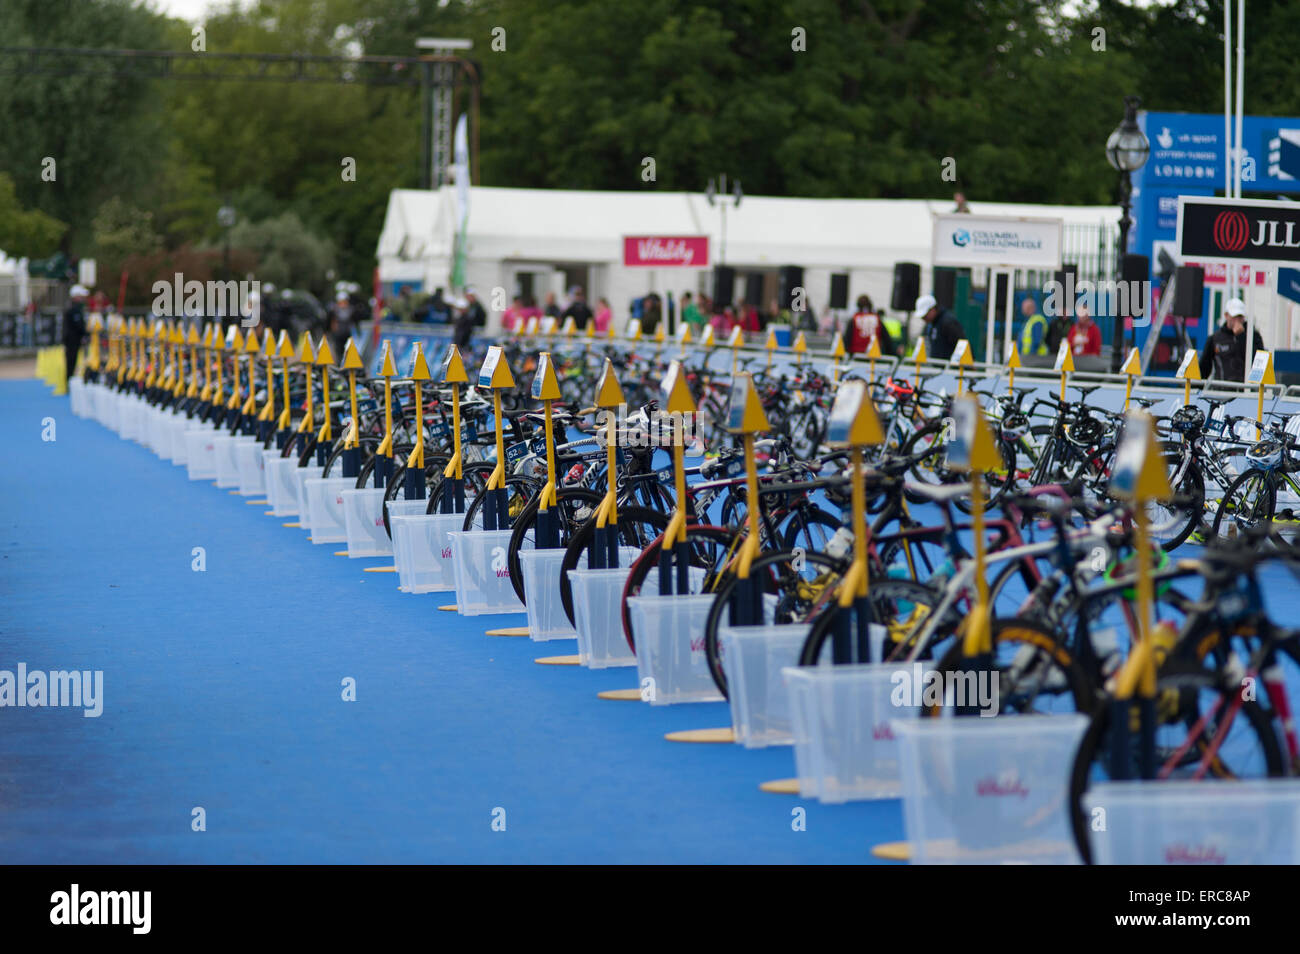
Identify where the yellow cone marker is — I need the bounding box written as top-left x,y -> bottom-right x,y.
1053,338 -> 1074,401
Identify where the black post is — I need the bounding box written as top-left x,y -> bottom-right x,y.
1111,171 -> 1133,373
419,60 -> 432,190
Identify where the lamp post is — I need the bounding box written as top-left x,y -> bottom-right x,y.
217,201 -> 236,281
1105,95 -> 1150,372
704,174 -> 743,268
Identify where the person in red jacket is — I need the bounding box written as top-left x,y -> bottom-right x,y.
843,295 -> 894,354
1068,302 -> 1102,357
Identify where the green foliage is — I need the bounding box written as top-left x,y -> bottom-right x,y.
0,173 -> 68,258
91,197 -> 163,281
0,0 -> 1296,303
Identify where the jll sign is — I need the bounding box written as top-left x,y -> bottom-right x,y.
1178,196 -> 1300,266
623,236 -> 709,268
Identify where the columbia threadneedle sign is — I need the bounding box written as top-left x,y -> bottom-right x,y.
1178,196 -> 1300,266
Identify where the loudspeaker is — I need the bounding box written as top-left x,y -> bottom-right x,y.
933,268 -> 957,311
712,266 -> 735,309
744,272 -> 764,308
1172,265 -> 1205,317
891,262 -> 920,312
1121,254 -> 1150,319
779,266 -> 804,310
829,273 -> 849,310
993,273 -> 1008,315
1052,265 -> 1079,318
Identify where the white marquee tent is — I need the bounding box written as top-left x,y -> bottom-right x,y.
376,185 -> 1120,332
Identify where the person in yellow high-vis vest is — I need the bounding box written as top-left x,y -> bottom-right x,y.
1018,297 -> 1048,357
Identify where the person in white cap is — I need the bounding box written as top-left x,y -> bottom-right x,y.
61,284 -> 90,390
913,292 -> 963,360
1199,296 -> 1263,381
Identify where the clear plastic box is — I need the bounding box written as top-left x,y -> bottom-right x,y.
184,428 -> 219,481
1084,779 -> 1300,865
626,594 -> 722,704
340,488 -> 391,557
391,507 -> 460,594
519,548 -> 578,641
304,477 -> 353,544
893,713 -> 1089,864
568,563 -> 639,669
235,439 -> 265,495
168,413 -> 190,465
213,435 -> 250,488
69,377 -> 86,417
781,663 -> 919,803
448,529 -> 525,616
719,624 -> 810,747
291,464 -> 323,523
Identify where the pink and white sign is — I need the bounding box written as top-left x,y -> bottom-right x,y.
623,235 -> 709,268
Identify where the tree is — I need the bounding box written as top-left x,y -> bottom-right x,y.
0,173 -> 68,258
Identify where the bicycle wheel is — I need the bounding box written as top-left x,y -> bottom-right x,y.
701,548 -> 849,698
621,525 -> 739,653
780,505 -> 841,553
798,578 -> 955,667
929,618 -> 1094,716
1145,441 -> 1204,550
1068,660 -> 1285,865
1211,468 -> 1277,540
505,487 -> 603,603
559,506 -> 670,628
461,475 -> 540,531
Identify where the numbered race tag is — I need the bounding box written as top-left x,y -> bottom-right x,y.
505,440 -> 530,464
465,421 -> 478,442
1247,351 -> 1272,385
655,463 -> 675,485
477,348 -> 501,388
529,435 -> 549,456
724,457 -> 744,478
429,421 -> 451,439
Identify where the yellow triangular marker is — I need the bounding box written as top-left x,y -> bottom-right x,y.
726,372 -> 770,434
626,318 -> 642,341
409,342 -> 432,381
1006,341 -> 1022,369
793,331 -> 808,354
653,322 -> 666,344
1248,350 -> 1276,386
765,328 -> 779,351
700,325 -> 715,347
262,327 -> 275,358
911,337 -> 927,363
341,338 -> 364,371
951,339 -> 974,367
378,340 -> 397,377
187,323 -> 201,346
172,323 -> 185,346
531,352 -> 562,402
200,324 -> 212,349
276,329 -> 295,359
585,322 -> 595,339
727,326 -> 744,348
866,336 -> 882,359
945,393 -> 1002,473
677,323 -> 693,345
1175,350 -> 1201,382
477,344 -> 515,389
211,322 -> 224,352
661,359 -> 697,414
244,326 -> 260,354
825,378 -> 884,447
1109,411 -> 1173,501
830,336 -> 846,359
226,324 -> 244,353
315,335 -> 336,366
435,343 -> 468,384
561,316 -> 577,336
594,358 -> 626,408
1053,339 -> 1074,373
1122,347 -> 1141,376
524,316 -> 539,336
297,332 -> 316,364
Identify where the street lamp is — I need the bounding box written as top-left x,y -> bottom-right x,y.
217,201 -> 236,290
704,174 -> 743,267
1105,95 -> 1149,371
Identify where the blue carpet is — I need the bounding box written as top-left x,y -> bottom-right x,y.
0,380 -> 899,863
